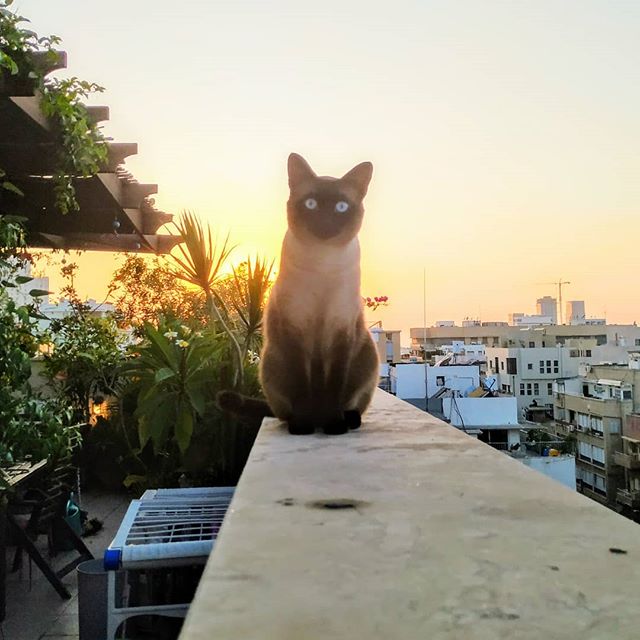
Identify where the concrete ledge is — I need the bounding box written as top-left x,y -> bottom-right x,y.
181,390 -> 640,639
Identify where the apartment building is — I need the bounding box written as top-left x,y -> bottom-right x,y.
486,346 -> 567,413
537,296 -> 558,324
390,363 -> 480,405
614,413 -> 640,521
441,395 -> 520,450
553,362 -> 640,510
410,323 -> 640,355
370,328 -> 402,364
435,342 -> 485,366
485,342 -> 630,414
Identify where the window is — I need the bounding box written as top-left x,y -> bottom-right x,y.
506,358 -> 517,375
570,349 -> 579,357
527,363 -> 533,370
578,441 -> 592,460
577,413 -> 589,430
591,446 -> 605,467
436,376 -> 445,386
577,467 -> 594,489
546,360 -> 552,374
609,418 -> 621,434
623,390 -> 632,400
593,474 -> 606,495
636,339 -> 640,346
578,442 -> 605,467
500,361 -> 504,370
533,383 -> 539,395
519,383 -> 525,396
526,383 -> 532,396
553,360 -> 559,374
529,341 -> 535,348
539,360 -> 545,374
590,415 -> 603,435
547,382 -> 553,395
585,349 -> 592,357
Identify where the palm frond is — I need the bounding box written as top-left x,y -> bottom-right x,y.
170,211 -> 235,292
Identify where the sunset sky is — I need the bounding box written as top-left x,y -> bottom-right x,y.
25,0 -> 640,340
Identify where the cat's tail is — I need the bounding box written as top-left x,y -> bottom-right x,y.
217,390 -> 274,421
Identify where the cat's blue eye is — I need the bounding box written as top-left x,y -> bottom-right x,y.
335,201 -> 349,213
304,198 -> 318,210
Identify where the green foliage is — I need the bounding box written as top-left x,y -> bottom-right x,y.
1,397 -> 76,465
168,212 -> 245,387
229,256 -> 274,355
0,1 -> 106,213
110,255 -> 207,329
0,214 -> 74,467
0,168 -> 23,197
124,320 -> 226,455
42,285 -> 126,422
39,77 -> 107,214
43,309 -> 125,420
0,0 -> 61,78
526,428 -> 553,444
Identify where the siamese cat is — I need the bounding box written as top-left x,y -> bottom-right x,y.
219,153 -> 379,435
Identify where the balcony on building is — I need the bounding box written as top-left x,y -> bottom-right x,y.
613,451 -> 640,469
616,489 -> 640,509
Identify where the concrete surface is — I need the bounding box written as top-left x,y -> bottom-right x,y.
181,389 -> 640,640
0,490 -> 129,640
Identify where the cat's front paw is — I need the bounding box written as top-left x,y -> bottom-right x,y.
323,420 -> 349,436
344,410 -> 361,430
287,421 -> 315,435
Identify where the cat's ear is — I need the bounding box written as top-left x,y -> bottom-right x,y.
341,161 -> 373,198
288,153 -> 316,189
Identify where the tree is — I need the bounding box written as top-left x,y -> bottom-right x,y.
110,255 -> 207,329
0,215 -> 75,466
42,262 -> 126,421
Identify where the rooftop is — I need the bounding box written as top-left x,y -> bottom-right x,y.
180,390 -> 640,639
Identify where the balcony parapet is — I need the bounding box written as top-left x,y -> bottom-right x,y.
181,390 -> 640,639
617,489 -> 640,509
614,451 -> 640,470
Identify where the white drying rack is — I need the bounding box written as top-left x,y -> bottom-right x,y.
105,487 -> 234,570
102,486 -> 234,639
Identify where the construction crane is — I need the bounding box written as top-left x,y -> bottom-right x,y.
536,279 -> 571,324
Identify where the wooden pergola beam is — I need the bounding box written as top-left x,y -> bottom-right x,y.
1,48 -> 179,255
35,232 -> 180,254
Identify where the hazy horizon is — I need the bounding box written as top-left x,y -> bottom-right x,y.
23,0 -> 640,337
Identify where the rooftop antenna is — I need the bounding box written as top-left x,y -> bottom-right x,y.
536,278 -> 571,324
423,267 -> 428,413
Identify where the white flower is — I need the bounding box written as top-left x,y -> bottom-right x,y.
177,340 -> 189,348
163,331 -> 178,339
180,325 -> 191,334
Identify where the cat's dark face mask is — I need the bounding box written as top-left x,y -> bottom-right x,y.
286,153 -> 372,245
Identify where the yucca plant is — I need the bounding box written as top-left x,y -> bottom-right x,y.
230,256 -> 274,357
168,212 -> 244,387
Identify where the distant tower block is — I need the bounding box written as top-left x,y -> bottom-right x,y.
566,300 -> 586,325
536,296 -> 557,324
